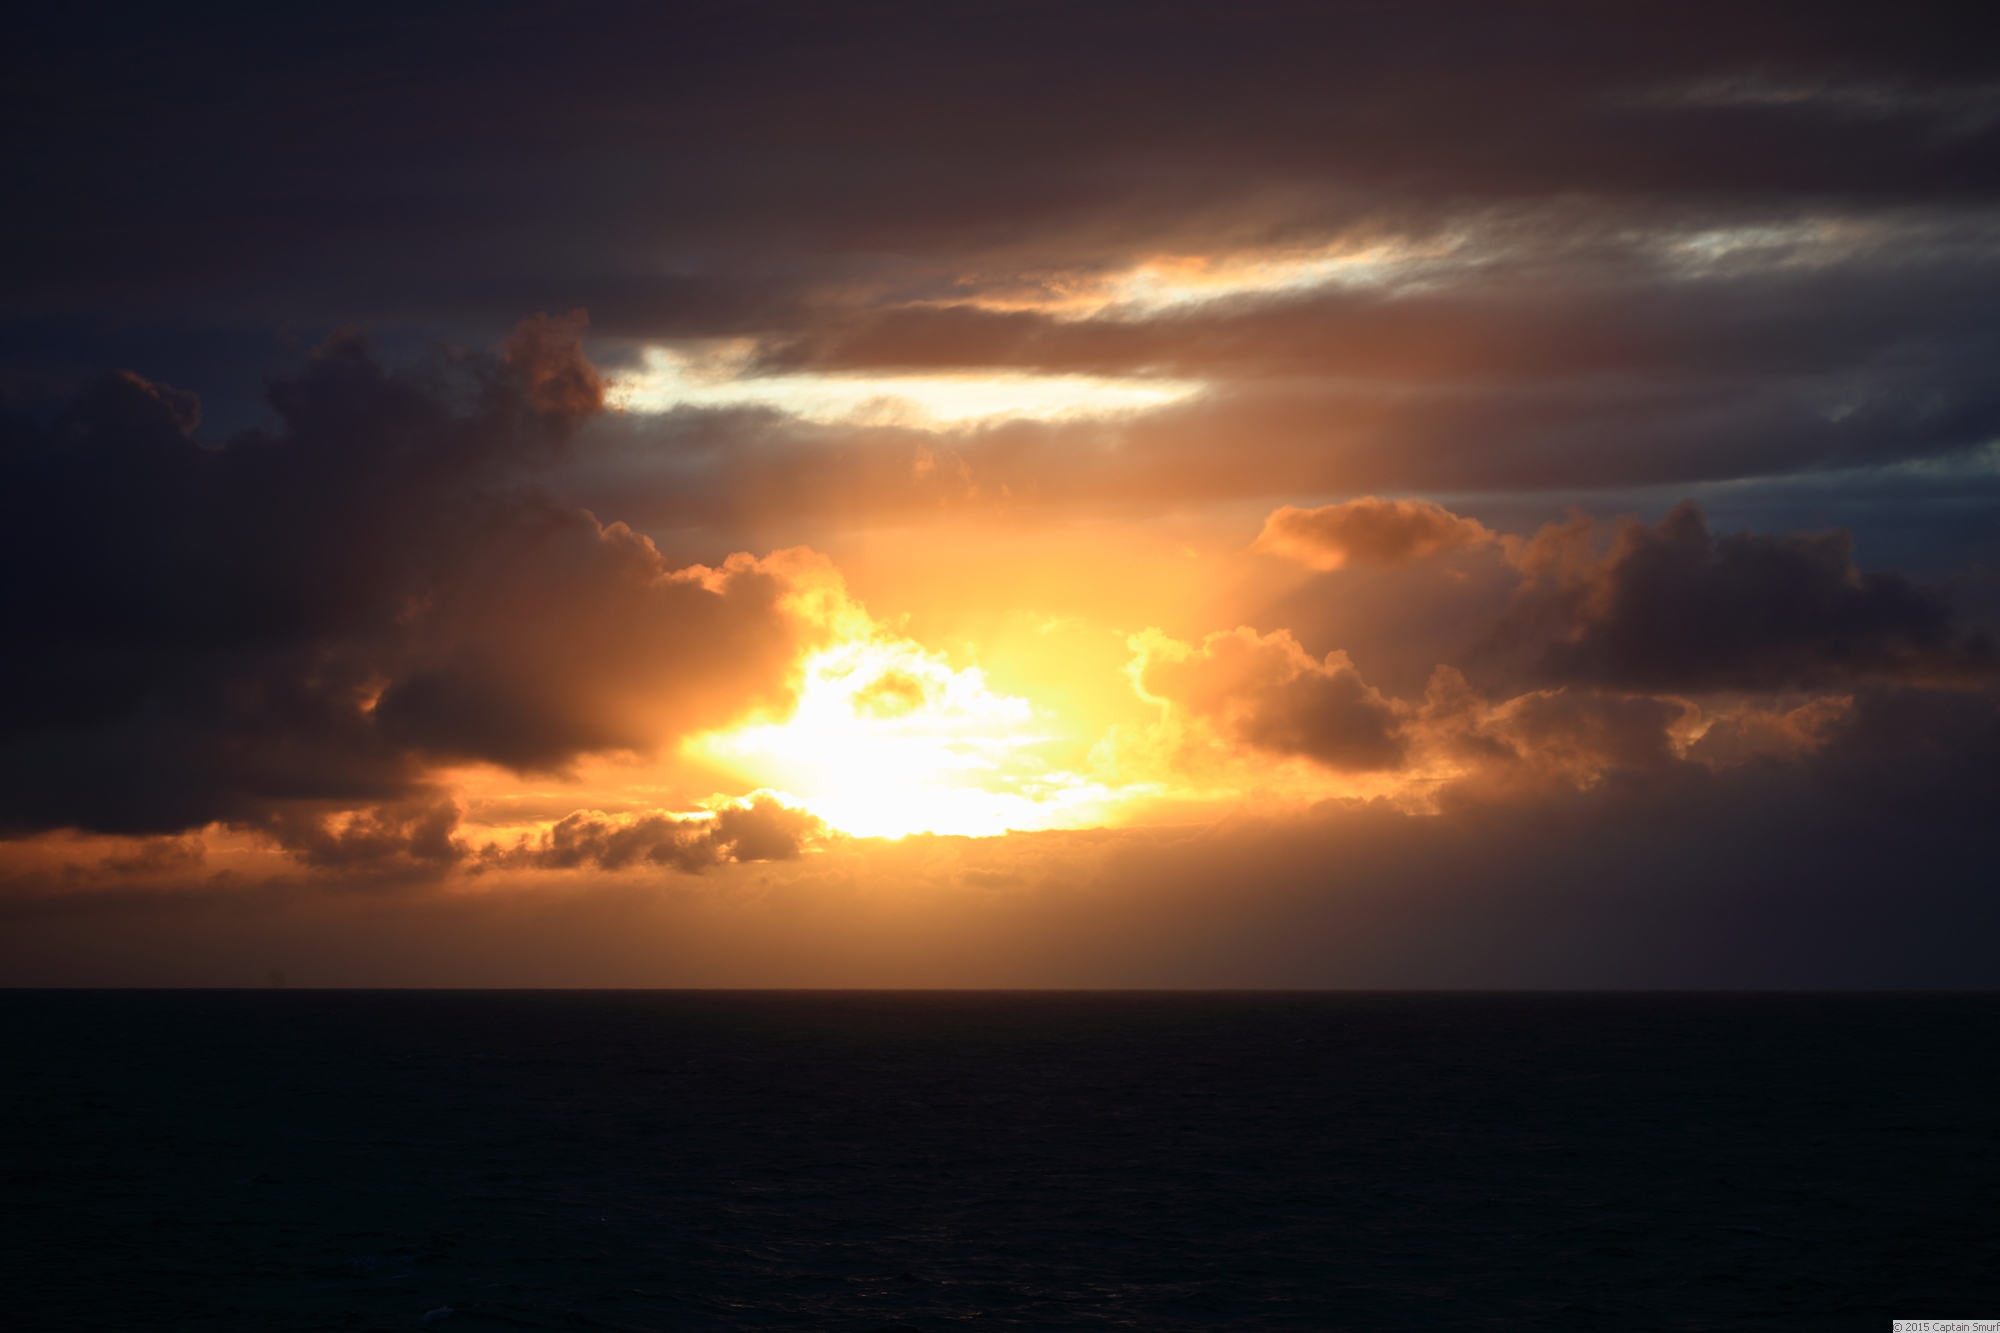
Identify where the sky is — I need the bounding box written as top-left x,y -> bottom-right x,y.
3,0 -> 1997,986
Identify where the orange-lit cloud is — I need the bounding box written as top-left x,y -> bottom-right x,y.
1130,627 -> 1406,774
1253,497 -> 1495,570
477,794 -> 825,873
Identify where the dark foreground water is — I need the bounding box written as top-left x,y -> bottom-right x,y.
3,992 -> 1996,1330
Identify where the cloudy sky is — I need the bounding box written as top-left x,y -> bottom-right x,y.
5,0 -> 1997,986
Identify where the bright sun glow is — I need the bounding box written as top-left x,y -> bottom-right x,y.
686,635 -> 1126,838
609,342 -> 1200,424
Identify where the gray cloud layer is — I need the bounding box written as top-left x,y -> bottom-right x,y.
8,1 -> 2000,516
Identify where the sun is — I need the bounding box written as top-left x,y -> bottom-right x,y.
685,635 -> 1119,838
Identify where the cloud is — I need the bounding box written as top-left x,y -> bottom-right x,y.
1253,497 -> 1493,570
571,301 -> 2000,532
1684,696 -> 1851,767
1132,627 -> 1406,772
14,3 -> 1997,329
261,793 -> 467,870
483,795 -> 825,873
501,309 -> 607,416
1460,687 -> 1690,788
0,318 -> 838,837
18,3 -> 2000,528
370,527 -> 820,771
1498,502 -> 1996,692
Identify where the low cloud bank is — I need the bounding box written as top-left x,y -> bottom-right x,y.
481,796 -> 825,874
3,722 -> 1992,988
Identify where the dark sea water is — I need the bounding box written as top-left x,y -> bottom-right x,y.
3,991 -> 1996,1330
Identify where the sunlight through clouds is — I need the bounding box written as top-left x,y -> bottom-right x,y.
940,236 -> 1475,318
684,635 -> 1131,838
608,341 -> 1200,424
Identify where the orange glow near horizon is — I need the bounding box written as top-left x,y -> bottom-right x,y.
432,512 -> 1407,845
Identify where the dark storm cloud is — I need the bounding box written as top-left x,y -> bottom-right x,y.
1500,502 -> 1996,692
0,319 -> 812,837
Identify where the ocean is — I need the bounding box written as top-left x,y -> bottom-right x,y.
4,991 -> 1995,1329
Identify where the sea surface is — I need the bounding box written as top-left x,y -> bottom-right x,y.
3,991 -> 1995,1330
